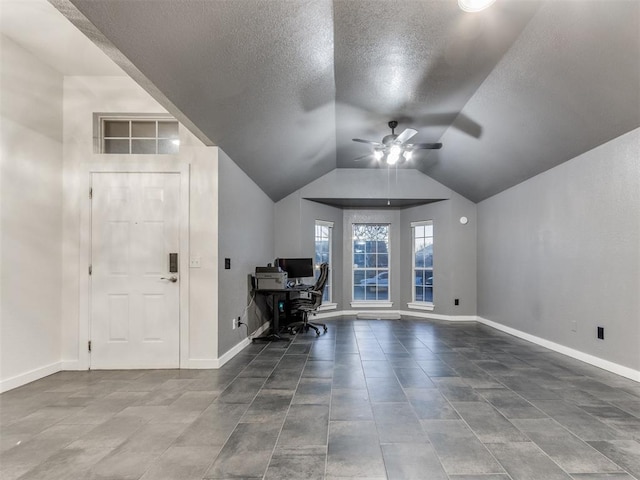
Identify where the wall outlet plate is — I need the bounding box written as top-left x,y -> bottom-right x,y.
190,257 -> 201,268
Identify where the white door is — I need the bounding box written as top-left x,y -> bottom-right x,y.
90,172 -> 180,369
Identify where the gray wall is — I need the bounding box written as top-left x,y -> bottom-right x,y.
274,168 -> 476,314
477,128 -> 640,370
274,191 -> 343,305
218,149 -> 275,356
400,194 -> 477,316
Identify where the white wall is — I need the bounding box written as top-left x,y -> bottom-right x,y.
61,75 -> 220,368
0,36 -> 64,391
217,149 -> 275,356
477,128 -> 640,371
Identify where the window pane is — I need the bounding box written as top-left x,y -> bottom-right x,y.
104,120 -> 129,137
158,121 -> 179,139
104,139 -> 129,154
353,285 -> 365,301
376,253 -> 388,268
131,121 -> 156,138
158,139 -> 179,154
412,221 -> 433,304
131,139 -> 156,154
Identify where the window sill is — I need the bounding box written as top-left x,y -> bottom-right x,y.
407,302 -> 434,311
350,301 -> 393,308
318,303 -> 337,311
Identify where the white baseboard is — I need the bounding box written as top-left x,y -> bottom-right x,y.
0,361 -> 62,393
61,360 -> 82,370
201,321 -> 272,369
400,310 -> 478,322
476,316 -> 640,382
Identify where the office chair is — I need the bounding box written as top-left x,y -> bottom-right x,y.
287,263 -> 329,336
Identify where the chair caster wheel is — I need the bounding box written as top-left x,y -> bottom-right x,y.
323,327 -> 328,332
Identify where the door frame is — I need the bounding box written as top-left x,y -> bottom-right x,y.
79,161 -> 190,370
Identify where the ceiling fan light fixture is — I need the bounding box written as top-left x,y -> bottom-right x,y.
387,152 -> 400,165
403,150 -> 413,161
373,150 -> 384,161
458,0 -> 496,13
389,144 -> 402,156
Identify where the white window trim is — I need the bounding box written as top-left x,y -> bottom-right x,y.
352,223 -> 391,303
407,302 -> 434,311
93,113 -> 179,155
351,301 -> 393,308
315,220 -> 333,303
318,302 -> 338,311
411,220 -> 434,306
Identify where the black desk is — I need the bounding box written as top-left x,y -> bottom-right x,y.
253,288 -> 297,342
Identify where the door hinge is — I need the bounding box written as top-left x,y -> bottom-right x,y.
89,265 -> 92,276
89,187 -> 93,199
88,340 -> 92,352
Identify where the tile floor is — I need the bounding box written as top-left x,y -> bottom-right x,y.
1,317 -> 639,480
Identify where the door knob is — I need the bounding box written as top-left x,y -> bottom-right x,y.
161,276 -> 178,283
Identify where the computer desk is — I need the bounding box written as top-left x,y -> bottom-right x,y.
253,286 -> 311,342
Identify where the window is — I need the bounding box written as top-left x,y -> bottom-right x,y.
314,220 -> 333,302
99,116 -> 179,154
412,221 -> 433,304
353,224 -> 389,301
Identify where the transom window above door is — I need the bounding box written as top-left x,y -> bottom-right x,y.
96,115 -> 179,155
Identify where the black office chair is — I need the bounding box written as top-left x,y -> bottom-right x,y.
287,263 -> 329,336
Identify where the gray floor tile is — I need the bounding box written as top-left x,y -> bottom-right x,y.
373,402 -> 428,443
588,440 -> 640,479
476,388 -> 548,419
278,404 -> 330,446
452,401 -> 529,443
326,421 -> 386,478
139,445 -> 221,480
487,442 -> 573,480
88,449 -> 159,480
203,422 -> 281,479
292,377 -> 332,405
330,388 -> 373,421
264,453 -> 326,480
382,443 -> 448,480
405,387 -> 460,420
2,318 -> 640,480
512,418 -> 625,474
421,419 -> 504,475
13,446 -> 113,480
240,389 -> 294,424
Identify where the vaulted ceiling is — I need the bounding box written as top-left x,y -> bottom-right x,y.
49,0 -> 640,202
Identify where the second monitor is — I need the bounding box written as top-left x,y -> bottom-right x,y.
277,258 -> 314,284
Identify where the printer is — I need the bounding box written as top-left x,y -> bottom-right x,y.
255,266 -> 288,290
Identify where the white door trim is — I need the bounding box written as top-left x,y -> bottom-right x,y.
79,161 -> 190,370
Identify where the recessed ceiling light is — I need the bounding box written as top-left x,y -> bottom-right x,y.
458,0 -> 496,13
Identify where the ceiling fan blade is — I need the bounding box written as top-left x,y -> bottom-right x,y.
394,128 -> 418,144
353,153 -> 372,162
353,138 -> 383,147
410,142 -> 443,150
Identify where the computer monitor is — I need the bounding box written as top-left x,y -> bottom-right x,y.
276,258 -> 314,282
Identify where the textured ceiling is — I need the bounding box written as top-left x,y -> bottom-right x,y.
53,0 -> 639,202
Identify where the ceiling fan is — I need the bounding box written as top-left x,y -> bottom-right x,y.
353,120 -> 442,165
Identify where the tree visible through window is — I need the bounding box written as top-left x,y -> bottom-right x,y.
314,221 -> 332,302
413,221 -> 433,303
353,224 -> 389,301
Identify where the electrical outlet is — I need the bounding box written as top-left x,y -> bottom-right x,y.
597,326 -> 604,340
232,318 -> 237,329
454,298 -> 459,306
